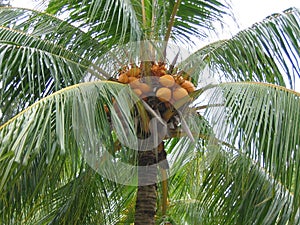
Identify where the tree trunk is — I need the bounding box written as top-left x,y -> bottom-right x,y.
134,149 -> 157,225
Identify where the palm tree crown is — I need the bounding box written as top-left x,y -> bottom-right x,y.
0,0 -> 300,224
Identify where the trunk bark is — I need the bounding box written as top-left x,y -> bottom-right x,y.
134,149 -> 157,225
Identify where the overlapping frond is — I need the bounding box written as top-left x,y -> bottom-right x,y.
182,7 -> 300,89
166,82 -> 300,224
46,0 -> 229,44
172,0 -> 229,44
0,73 -> 215,223
1,1 -> 299,224
0,7 -> 107,124
0,81 -> 143,224
46,0 -> 143,43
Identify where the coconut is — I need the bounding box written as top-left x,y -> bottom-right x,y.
133,88 -> 142,96
159,75 -> 175,87
118,73 -> 129,83
139,83 -> 151,93
151,63 -> 167,77
181,80 -> 195,93
172,87 -> 189,101
175,76 -> 185,85
156,87 -> 172,102
128,76 -> 138,83
127,67 -> 141,77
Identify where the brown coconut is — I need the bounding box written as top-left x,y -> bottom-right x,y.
128,76 -> 138,83
175,76 -> 185,85
139,83 -> 151,93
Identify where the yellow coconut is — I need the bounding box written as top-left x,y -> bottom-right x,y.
139,83 -> 151,93
151,64 -> 167,77
156,87 -> 172,102
159,75 -> 175,87
175,76 -> 185,85
181,80 -> 195,93
128,76 -> 138,83
133,88 -> 142,96
172,87 -> 189,101
118,73 -> 129,83
129,78 -> 141,89
159,69 -> 166,76
127,67 -> 141,77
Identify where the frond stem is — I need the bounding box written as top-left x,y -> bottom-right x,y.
164,0 -> 181,42
141,0 -> 147,29
195,103 -> 224,110
150,0 -> 156,38
0,81 -> 124,130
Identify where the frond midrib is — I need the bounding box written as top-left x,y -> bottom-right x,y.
0,80 -> 124,130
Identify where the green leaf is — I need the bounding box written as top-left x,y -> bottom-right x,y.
183,7 -> 300,89
0,81 -> 144,224
0,7 -> 107,124
162,82 -> 300,224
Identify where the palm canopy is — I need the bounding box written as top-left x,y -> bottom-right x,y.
45,0 -> 227,43
0,0 -> 300,224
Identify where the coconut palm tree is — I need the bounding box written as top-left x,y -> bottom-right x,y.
0,0 -> 300,224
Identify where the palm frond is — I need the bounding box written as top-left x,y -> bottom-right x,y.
172,0 -> 229,44
182,7 -> 300,89
211,82 -> 300,199
0,81 -> 145,224
167,82 -> 300,224
46,0 -> 143,43
0,7 -> 107,124
46,0 -> 229,44
0,77 -> 214,223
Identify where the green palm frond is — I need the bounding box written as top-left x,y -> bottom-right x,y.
0,7 -> 108,124
167,82 -> 300,224
0,75 -> 213,224
171,0 -> 228,43
213,83 -> 300,191
0,81 -> 145,224
182,7 -> 300,89
1,1 -> 300,224
46,0 -> 229,44
46,0 -> 143,43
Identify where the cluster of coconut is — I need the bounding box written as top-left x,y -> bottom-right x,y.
117,62 -> 196,105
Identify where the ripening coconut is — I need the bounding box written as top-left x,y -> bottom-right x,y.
156,87 -> 172,102
174,76 -> 185,85
172,87 -> 189,101
118,73 -> 129,83
128,76 -> 138,83
133,88 -> 142,96
139,83 -> 151,93
159,75 -> 175,87
151,63 -> 167,77
159,69 -> 166,76
181,80 -> 195,93
129,77 -> 140,88
127,67 -> 141,77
